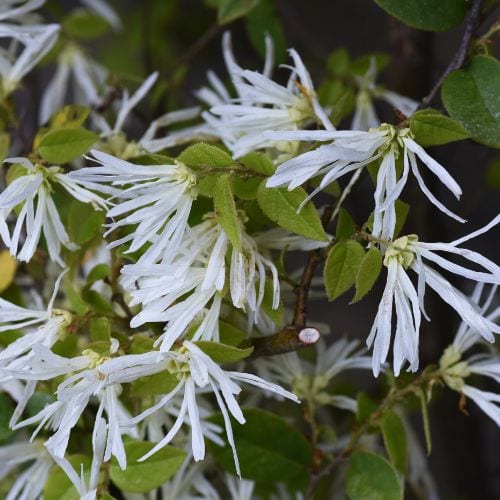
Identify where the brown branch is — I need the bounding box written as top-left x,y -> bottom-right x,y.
418,0 -> 485,109
249,326 -> 319,358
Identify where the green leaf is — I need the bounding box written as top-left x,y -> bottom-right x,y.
486,157 -> 500,189
49,105 -> 91,129
214,175 -> 242,250
63,11 -> 111,39
195,340 -> 253,363
82,289 -> 114,315
352,247 -> 382,303
89,317 -> 111,342
45,454 -> 91,500
324,241 -> 365,301
442,55 -> 500,148
346,451 -> 403,500
326,48 -> 351,76
217,0 -> 260,24
231,176 -> 261,200
67,200 -> 105,245
240,152 -> 275,176
64,277 -> 89,315
419,388 -> 432,455
246,0 -> 286,63
410,109 -> 470,146
356,392 -> 378,424
219,320 -> 247,346
130,371 -> 179,397
109,440 -> 186,493
380,410 -> 408,474
177,142 -> 234,168
37,127 -> 99,164
0,394 -> 14,441
257,183 -> 328,241
209,408 -> 313,487
335,208 -> 357,241
0,132 -> 10,164
374,0 -> 467,31
86,263 -> 111,285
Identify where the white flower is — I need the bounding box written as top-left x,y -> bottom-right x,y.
351,58 -> 418,131
39,43 -> 109,124
257,338 -> 372,411
12,348 -> 160,466
0,22 -> 59,96
125,340 -> 299,476
438,284 -> 500,426
140,32 -> 274,154
204,33 -> 333,159
369,216 -> 500,376
0,0 -> 45,22
0,157 -> 107,265
50,414 -> 108,500
265,124 -> 464,240
68,149 -> 197,265
121,214 -> 280,351
0,439 -> 54,500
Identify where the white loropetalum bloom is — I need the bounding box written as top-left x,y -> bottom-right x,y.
438,284 -> 500,426
257,338 -> 372,411
0,440 -> 54,500
0,22 -> 59,96
68,149 -> 197,265
0,0 -> 44,22
351,58 -> 418,131
39,43 -> 109,125
369,216 -> 500,377
0,157 -> 107,265
266,124 -> 464,240
205,33 -> 333,159
121,214 -> 280,351
125,340 -> 299,476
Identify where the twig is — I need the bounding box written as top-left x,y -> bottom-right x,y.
418,0 -> 485,109
249,326 -> 319,357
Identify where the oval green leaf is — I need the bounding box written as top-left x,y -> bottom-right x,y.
352,247 -> 383,303
374,0 -> 467,31
410,109 -> 470,146
214,174 -> 242,250
257,183 -> 328,241
442,55 -> 500,148
37,127 -> 99,164
380,410 -> 408,474
346,451 -> 403,500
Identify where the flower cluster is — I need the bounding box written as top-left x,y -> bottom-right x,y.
0,1 -> 498,499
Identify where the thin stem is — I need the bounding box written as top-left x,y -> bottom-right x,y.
418,0 -> 485,109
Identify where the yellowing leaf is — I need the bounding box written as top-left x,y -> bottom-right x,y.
0,251 -> 16,293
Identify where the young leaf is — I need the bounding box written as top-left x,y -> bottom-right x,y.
217,0 -> 260,24
352,247 -> 382,303
109,440 -> 186,493
219,320 -> 247,346
177,142 -> 234,168
89,317 -> 111,342
374,0 -> 467,31
246,0 -> 287,63
410,109 -> 470,146
0,250 -> 17,293
324,241 -> 365,301
209,408 -> 313,487
62,11 -> 111,39
37,128 -> 99,164
442,55 -> 500,148
257,183 -> 328,241
346,451 -> 403,500
49,105 -> 91,129
67,200 -> 105,245
336,208 -> 357,241
130,371 -> 179,397
240,151 -> 275,175
214,175 -> 242,250
86,263 -> 111,285
380,410 -> 408,474
44,455 -> 92,500
194,340 -> 253,363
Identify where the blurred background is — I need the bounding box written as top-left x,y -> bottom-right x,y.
22,1 -> 500,498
